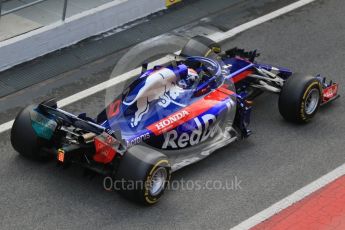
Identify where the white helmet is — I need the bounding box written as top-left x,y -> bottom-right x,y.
178,68 -> 199,89
187,68 -> 199,81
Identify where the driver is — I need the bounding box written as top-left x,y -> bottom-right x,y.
178,68 -> 199,89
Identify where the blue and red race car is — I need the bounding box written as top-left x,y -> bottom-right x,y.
11,36 -> 339,205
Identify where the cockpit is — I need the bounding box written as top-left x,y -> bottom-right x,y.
176,56 -> 224,91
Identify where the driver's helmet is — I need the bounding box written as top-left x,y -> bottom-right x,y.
178,68 -> 199,89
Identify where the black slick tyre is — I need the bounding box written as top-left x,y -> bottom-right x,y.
115,145 -> 171,205
279,74 -> 322,123
11,105 -> 50,160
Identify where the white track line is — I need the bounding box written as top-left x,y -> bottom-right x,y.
209,0 -> 317,43
57,55 -> 174,108
230,163 -> 345,230
0,55 -> 173,134
0,120 -> 14,133
0,0 -> 316,135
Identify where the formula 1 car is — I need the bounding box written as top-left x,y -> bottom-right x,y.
11,36 -> 339,205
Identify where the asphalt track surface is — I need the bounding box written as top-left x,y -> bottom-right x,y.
1,0 -> 345,229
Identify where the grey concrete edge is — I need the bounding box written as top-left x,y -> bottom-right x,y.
0,0 -> 166,72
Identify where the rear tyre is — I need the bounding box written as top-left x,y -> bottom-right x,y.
279,74 -> 322,123
115,145 -> 171,205
11,105 -> 50,160
181,35 -> 221,57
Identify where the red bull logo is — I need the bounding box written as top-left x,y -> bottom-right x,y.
123,67 -> 184,128
162,114 -> 218,149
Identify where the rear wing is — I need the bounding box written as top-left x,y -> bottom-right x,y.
38,99 -> 107,135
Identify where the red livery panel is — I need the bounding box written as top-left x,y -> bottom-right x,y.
322,83 -> 339,103
147,87 -> 232,136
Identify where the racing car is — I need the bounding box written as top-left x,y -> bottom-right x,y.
11,36 -> 339,205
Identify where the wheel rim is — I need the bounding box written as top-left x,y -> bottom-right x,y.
149,167 -> 167,196
305,88 -> 320,115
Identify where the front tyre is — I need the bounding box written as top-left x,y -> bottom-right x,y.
115,146 -> 171,205
279,74 -> 322,123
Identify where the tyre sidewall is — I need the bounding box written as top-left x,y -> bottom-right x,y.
143,159 -> 170,205
300,80 -> 322,121
115,146 -> 171,205
11,105 -> 51,160
279,74 -> 322,123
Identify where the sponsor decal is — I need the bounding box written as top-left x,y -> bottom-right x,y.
105,128 -> 115,136
323,83 -> 338,102
147,88 -> 231,136
107,99 -> 121,118
154,110 -> 189,132
126,132 -> 151,147
93,132 -> 118,164
162,113 -> 218,149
